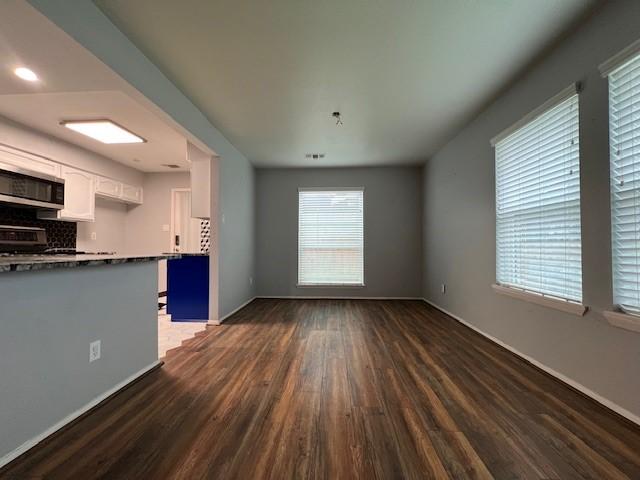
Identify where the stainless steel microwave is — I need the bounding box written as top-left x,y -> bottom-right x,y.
0,165 -> 65,210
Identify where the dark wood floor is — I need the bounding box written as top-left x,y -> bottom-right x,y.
2,299 -> 640,479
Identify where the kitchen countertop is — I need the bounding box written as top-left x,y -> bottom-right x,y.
0,253 -> 180,273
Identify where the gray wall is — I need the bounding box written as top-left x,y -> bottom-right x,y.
0,263 -> 158,463
29,0 -> 256,321
219,155 -> 255,317
422,0 -> 640,419
124,172 -> 191,255
256,167 -> 422,298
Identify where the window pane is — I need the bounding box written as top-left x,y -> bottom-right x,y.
610,53 -> 640,314
298,190 -> 364,285
495,94 -> 582,302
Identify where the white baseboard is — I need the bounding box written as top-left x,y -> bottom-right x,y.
422,298 -> 640,427
255,295 -> 424,300
0,360 -> 162,469
208,296 -> 257,325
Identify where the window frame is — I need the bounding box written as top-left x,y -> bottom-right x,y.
296,186 -> 365,288
601,40 -> 640,324
491,83 -> 586,313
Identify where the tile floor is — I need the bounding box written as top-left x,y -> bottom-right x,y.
158,305 -> 208,358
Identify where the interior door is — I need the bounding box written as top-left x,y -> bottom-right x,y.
171,189 -> 200,253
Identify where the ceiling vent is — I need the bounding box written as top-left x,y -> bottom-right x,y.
161,164 -> 181,169
305,153 -> 325,159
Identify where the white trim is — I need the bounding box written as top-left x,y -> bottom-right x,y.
603,310 -> 640,334
490,83 -> 579,146
256,295 -> 424,300
421,299 -> 640,427
296,283 -> 366,288
492,283 -> 587,316
599,38 -> 640,77
208,296 -> 257,325
0,360 -> 162,469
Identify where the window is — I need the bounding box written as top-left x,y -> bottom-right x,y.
298,188 -> 364,286
606,50 -> 640,314
493,86 -> 582,302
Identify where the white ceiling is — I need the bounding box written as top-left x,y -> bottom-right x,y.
97,0 -> 600,168
0,0 -> 193,172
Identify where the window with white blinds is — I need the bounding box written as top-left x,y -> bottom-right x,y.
608,51 -> 640,314
298,189 -> 364,286
494,91 -> 582,302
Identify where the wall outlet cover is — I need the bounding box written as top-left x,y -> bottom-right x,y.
89,340 -> 101,362
441,284 -> 446,294
90,232 -> 97,241
162,224 -> 170,232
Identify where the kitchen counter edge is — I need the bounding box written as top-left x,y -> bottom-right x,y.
0,253 -> 180,274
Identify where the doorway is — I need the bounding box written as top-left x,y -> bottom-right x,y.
170,188 -> 201,253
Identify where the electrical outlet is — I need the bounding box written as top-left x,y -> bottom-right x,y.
441,283 -> 446,294
90,232 -> 97,241
162,224 -> 170,232
221,213 -> 226,224
89,340 -> 101,362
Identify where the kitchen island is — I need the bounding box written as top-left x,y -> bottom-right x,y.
0,254 -> 177,466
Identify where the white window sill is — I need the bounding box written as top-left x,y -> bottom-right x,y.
492,284 -> 587,316
297,283 -> 365,288
603,310 -> 640,334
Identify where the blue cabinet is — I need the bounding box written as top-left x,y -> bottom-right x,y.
167,255 -> 209,322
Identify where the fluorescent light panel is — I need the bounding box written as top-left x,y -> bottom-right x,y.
61,120 -> 145,144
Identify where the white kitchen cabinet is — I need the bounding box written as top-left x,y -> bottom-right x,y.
95,176 -> 143,205
95,176 -> 123,200
0,145 -> 60,178
122,183 -> 143,205
39,166 -> 95,222
188,142 -> 211,219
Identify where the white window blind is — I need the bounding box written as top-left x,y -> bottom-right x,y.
495,92 -> 582,302
298,189 -> 364,286
608,52 -> 640,314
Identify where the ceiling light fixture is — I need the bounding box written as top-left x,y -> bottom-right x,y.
61,120 -> 145,144
14,67 -> 39,82
332,111 -> 343,126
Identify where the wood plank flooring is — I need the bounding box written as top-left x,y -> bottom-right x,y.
2,299 -> 639,479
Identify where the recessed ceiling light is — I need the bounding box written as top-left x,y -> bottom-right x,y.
14,67 -> 39,82
61,120 -> 145,144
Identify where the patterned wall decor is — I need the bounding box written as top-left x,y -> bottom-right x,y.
0,206 -> 77,249
200,220 -> 211,253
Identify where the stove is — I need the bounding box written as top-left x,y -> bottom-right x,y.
0,225 -> 113,256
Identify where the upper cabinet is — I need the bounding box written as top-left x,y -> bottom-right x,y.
0,143 -> 144,222
188,142 -> 210,219
95,175 -> 143,205
39,166 -> 96,222
0,145 -> 60,178
95,176 -> 123,200
122,183 -> 143,204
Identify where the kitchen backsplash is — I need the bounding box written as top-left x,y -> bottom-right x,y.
0,206 -> 76,249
